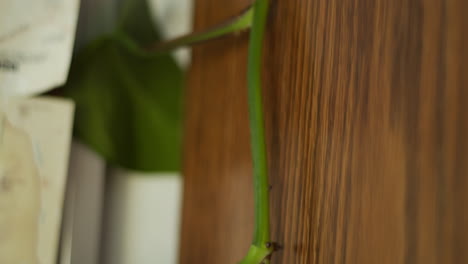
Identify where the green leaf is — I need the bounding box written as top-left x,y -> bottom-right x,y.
63,33 -> 183,172
61,0 -> 183,172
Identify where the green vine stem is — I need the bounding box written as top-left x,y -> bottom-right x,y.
239,0 -> 272,263
148,6 -> 253,53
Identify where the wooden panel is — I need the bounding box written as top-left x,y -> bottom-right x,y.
180,0 -> 468,263
179,1 -> 253,263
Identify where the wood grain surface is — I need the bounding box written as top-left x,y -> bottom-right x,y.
179,1 -> 253,263
180,0 -> 468,263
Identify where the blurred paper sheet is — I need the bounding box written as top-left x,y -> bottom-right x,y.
0,97 -> 74,264
0,0 -> 80,96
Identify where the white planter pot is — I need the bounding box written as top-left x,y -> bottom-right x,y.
101,168 -> 183,264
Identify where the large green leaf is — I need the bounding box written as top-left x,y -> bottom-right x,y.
62,0 -> 184,172
63,34 -> 183,172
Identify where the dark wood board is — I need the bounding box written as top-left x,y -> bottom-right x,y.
180,0 -> 468,263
